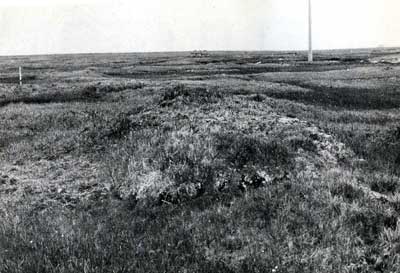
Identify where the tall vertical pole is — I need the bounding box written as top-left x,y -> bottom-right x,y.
308,0 -> 313,62
19,66 -> 22,86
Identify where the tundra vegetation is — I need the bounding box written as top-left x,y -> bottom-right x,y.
1,49 -> 400,272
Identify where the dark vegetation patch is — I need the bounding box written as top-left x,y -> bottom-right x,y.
79,107 -> 147,149
193,52 -> 367,65
248,93 -> 266,102
288,135 -> 318,153
159,84 -> 224,106
233,63 -> 365,74
0,75 -> 37,84
372,127 -> 400,172
332,126 -> 400,173
369,176 -> 399,194
0,82 -> 144,107
265,80 -> 400,109
103,63 -> 369,80
215,133 -> 292,169
160,132 -> 293,201
24,66 -> 55,71
0,90 -> 101,107
330,182 -> 364,202
324,56 -> 365,63
347,207 -> 397,245
83,81 -> 145,94
104,68 -> 238,79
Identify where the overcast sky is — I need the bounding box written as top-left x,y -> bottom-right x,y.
0,0 -> 398,55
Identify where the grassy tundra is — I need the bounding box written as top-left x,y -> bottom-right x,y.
1,48 -> 400,272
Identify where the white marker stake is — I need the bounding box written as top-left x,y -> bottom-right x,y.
308,0 -> 313,63
19,66 -> 22,86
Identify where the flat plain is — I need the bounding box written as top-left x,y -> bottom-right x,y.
1,48 -> 400,272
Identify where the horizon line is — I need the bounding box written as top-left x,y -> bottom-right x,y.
0,46 -> 399,58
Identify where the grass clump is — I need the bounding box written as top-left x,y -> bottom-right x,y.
160,84 -> 223,107
346,206 -> 397,245
330,182 -> 364,202
215,133 -> 292,169
104,126 -> 295,205
367,173 -> 400,194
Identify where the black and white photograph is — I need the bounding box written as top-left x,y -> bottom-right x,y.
0,0 -> 400,272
